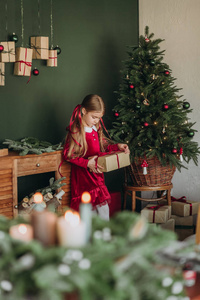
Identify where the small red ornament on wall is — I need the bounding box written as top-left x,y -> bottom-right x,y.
0,45 -> 4,52
33,68 -> 39,76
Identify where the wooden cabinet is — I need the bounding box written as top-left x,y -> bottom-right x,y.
0,151 -> 71,218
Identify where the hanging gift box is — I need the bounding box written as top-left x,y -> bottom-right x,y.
96,151 -> 130,172
171,197 -> 199,217
141,204 -> 171,224
30,36 -> 49,59
14,47 -> 33,77
0,41 -> 15,62
47,50 -> 57,67
0,63 -> 5,86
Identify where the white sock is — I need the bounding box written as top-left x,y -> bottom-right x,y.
96,203 -> 110,221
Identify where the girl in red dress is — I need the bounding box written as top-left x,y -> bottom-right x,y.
63,94 -> 129,220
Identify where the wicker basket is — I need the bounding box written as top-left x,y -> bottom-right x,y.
130,156 -> 176,187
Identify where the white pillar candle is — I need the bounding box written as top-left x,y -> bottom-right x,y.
56,190 -> 65,199
9,224 -> 33,242
31,210 -> 57,246
80,192 -> 92,243
57,210 -> 86,248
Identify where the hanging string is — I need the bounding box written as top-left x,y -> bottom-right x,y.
37,0 -> 41,36
5,0 -> 8,41
20,0 -> 24,47
50,0 -> 54,49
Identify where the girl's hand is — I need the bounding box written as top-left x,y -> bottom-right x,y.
87,156 -> 103,173
118,144 -> 130,154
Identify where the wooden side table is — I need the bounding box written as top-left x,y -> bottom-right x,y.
124,184 -> 173,211
0,150 -> 71,218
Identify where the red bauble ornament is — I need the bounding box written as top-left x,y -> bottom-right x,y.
129,84 -> 134,89
164,70 -> 170,76
172,148 -> 177,154
163,104 -> 169,110
114,112 -> 119,117
145,37 -> 150,42
0,45 -> 4,52
144,122 -> 149,127
33,68 -> 39,76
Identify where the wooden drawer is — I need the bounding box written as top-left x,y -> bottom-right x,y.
17,154 -> 58,176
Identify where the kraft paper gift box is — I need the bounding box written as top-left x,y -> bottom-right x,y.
175,227 -> 194,241
160,218 -> 175,231
30,36 -> 49,59
97,152 -> 130,172
141,204 -> 171,224
14,47 -> 33,77
171,200 -> 199,217
0,41 -> 15,62
0,63 -> 5,86
171,214 -> 193,226
47,50 -> 57,67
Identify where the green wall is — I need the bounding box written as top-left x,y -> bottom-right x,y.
0,0 -> 138,200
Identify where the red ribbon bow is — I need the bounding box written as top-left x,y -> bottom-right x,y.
147,203 -> 167,223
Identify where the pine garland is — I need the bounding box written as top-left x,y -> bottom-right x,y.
0,211 -> 187,300
3,137 -> 63,155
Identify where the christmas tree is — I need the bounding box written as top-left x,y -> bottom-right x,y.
110,26 -> 199,171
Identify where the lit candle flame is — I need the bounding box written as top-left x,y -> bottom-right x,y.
81,192 -> 91,204
64,210 -> 80,227
18,224 -> 28,235
33,192 -> 43,204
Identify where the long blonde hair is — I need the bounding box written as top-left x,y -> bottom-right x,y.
64,94 -> 108,159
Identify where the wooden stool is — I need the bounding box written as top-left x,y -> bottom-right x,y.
124,184 -> 173,211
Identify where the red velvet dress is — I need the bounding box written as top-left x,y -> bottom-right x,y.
64,126 -> 119,211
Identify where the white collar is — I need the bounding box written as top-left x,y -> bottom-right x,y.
84,125 -> 97,133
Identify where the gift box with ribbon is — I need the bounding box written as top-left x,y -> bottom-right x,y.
141,203 -> 171,224
14,47 -> 33,77
171,214 -> 193,226
0,41 -> 15,62
160,218 -> 175,231
97,151 -> 130,172
0,63 -> 5,86
47,50 -> 57,67
171,196 -> 199,217
30,36 -> 49,59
